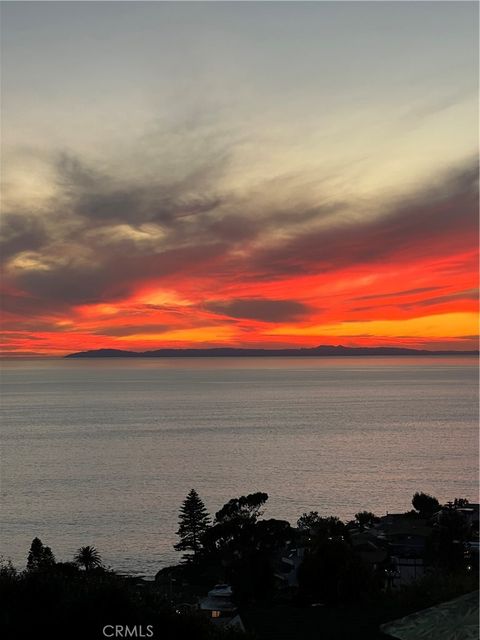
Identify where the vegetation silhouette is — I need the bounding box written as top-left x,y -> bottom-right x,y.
74,545 -> 103,571
355,511 -> 379,528
26,537 -> 56,572
412,491 -> 440,516
0,537 -> 248,640
173,492 -> 293,602
1,490 -> 477,639
174,489 -> 211,561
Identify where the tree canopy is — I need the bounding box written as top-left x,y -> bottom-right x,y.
74,546 -> 102,571
412,492 -> 440,516
214,492 -> 268,525
355,511 -> 378,528
27,537 -> 56,572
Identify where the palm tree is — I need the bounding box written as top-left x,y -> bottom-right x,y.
74,545 -> 102,571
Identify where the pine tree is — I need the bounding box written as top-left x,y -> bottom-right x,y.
26,537 -> 56,571
174,489 -> 211,560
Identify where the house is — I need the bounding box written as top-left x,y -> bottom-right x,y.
454,504 -> 479,529
388,556 -> 425,586
199,584 -> 245,631
275,547 -> 305,589
372,514 -> 433,558
350,530 -> 388,570
432,502 -> 479,529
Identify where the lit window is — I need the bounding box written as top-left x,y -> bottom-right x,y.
212,611 -> 221,618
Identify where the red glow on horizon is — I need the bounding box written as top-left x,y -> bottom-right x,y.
2,247 -> 478,356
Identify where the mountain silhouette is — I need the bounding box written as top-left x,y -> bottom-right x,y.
65,346 -> 478,358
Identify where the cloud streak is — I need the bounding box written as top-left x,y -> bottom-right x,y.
206,299 -> 313,322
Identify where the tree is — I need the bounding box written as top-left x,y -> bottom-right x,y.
412,492 -> 440,516
214,492 -> 268,525
297,512 -> 347,552
355,511 -> 378,528
203,513 -> 292,602
201,492 -> 293,601
26,537 -> 56,571
229,518 -> 293,601
297,511 -> 321,531
174,489 -> 211,560
74,546 -> 102,571
0,557 -> 17,580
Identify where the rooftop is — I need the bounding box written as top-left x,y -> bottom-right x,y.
380,590 -> 479,640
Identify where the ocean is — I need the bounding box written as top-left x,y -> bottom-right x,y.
1,356 -> 478,576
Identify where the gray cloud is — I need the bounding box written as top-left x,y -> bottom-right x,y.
0,212 -> 48,259
0,292 -> 69,318
247,159 -> 478,279
206,298 -> 312,322
92,324 -> 169,337
6,241 -> 228,307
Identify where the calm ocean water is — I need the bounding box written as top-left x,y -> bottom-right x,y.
1,356 -> 478,576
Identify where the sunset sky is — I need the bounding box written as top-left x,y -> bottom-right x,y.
1,1 -> 478,355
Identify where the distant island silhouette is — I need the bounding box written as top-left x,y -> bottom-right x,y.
65,346 -> 479,358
